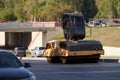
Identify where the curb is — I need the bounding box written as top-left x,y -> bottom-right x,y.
21,57 -> 47,60
22,57 -> 120,63
100,58 -> 120,63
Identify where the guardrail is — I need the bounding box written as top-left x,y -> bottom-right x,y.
0,22 -> 60,32
0,22 -> 58,27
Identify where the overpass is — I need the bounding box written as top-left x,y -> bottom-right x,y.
0,22 -> 62,50
0,22 -> 56,32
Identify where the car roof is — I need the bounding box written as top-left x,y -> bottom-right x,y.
0,50 -> 13,55
0,50 -> 11,53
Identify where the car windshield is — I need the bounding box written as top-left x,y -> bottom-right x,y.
0,52 -> 23,68
15,47 -> 25,50
39,47 -> 44,50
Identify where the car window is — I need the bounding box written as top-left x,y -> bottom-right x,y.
17,47 -> 25,50
0,52 -> 23,68
39,47 -> 44,50
14,47 -> 25,50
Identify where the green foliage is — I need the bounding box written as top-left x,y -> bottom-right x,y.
96,0 -> 120,18
0,7 -> 17,21
0,0 -> 120,21
14,0 -> 26,21
81,0 -> 98,22
0,0 -> 4,8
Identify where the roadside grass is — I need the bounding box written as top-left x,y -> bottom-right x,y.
26,26 -> 120,58
85,27 -> 120,47
51,33 -> 64,41
26,50 -> 30,57
52,26 -> 120,47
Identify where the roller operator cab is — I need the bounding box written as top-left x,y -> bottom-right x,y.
44,12 -> 104,64
62,13 -> 85,41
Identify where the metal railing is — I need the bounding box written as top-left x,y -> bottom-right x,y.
0,22 -> 58,32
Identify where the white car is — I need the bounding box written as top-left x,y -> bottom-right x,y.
87,21 -> 99,27
30,46 -> 45,57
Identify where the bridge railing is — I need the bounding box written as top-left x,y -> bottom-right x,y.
0,21 -> 61,28
0,22 -> 61,31
0,22 -> 32,28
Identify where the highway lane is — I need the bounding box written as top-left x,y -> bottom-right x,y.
22,59 -> 120,80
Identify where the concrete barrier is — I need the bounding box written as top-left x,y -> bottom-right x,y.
103,46 -> 120,56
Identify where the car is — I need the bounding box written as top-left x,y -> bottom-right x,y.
30,46 -> 45,57
13,47 -> 26,57
0,50 -> 36,80
87,20 -> 108,27
0,20 -> 6,23
87,21 -> 99,27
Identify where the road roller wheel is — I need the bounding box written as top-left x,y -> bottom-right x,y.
47,57 -> 61,63
88,54 -> 100,63
47,57 -> 52,63
91,57 -> 100,63
61,58 -> 67,64
47,57 -> 55,63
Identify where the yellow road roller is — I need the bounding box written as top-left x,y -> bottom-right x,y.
44,13 -> 104,64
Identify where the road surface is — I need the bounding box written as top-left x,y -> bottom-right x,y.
22,58 -> 120,80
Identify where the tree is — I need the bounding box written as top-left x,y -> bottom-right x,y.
66,0 -> 98,22
95,0 -> 111,18
32,0 -> 72,21
0,0 -> 17,21
0,0 -> 120,21
0,0 -> 5,8
116,1 -> 120,18
96,0 -> 120,19
81,0 -> 98,22
14,0 -> 26,21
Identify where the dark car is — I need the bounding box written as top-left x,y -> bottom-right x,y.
0,50 -> 36,80
87,20 -> 108,27
13,47 -> 26,57
87,21 -> 100,27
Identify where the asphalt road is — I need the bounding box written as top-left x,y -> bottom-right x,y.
22,58 -> 120,80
